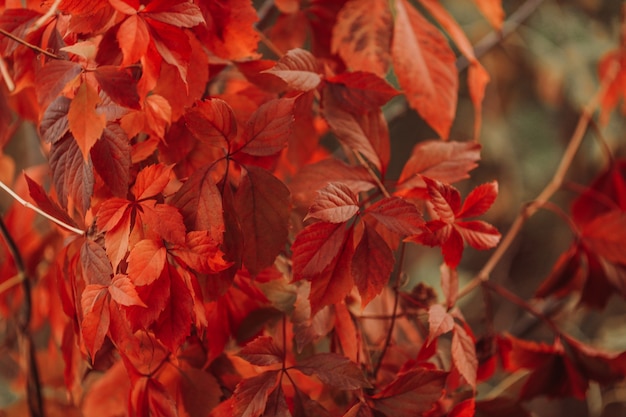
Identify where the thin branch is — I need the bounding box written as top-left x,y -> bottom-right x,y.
373,243 -> 407,379
481,280 -> 562,336
457,0 -> 547,71
0,28 -> 61,60
354,152 -> 391,198
0,217 -> 45,417
0,55 -> 15,92
255,28 -> 284,58
0,180 -> 85,236
0,273 -> 24,295
255,0 -> 276,31
30,0 -> 62,32
457,60 -> 620,300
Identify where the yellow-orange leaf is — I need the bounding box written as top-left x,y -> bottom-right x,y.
68,81 -> 106,160
392,0 -> 458,139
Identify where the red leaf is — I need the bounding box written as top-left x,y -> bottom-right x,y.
36,60 -> 83,109
127,239 -> 167,286
39,96 -> 70,144
130,377 -> 178,417
49,134 -> 95,214
372,367 -> 447,416
80,240 -> 113,285
292,222 -> 350,279
68,81 -> 107,160
233,370 -> 281,417
263,48 -> 322,91
139,201 -> 186,245
449,398 -> 476,417
326,71 -> 399,113
322,93 -> 383,171
184,99 -> 237,147
153,264 -> 193,352
457,181 -> 498,218
364,197 -> 424,236
295,353 -> 372,389
308,230 -> 355,313
581,210 -> 626,264
240,97 -> 296,156
234,166 -> 291,276
352,224 -> 394,306
238,336 -> 284,366
94,65 -> 141,109
117,14 -> 151,66
427,304 -> 454,344
141,0 -> 205,28
81,285 -> 110,358
91,123 -> 131,198
452,323 -> 478,389
132,163 -> 173,200
171,164 -> 224,235
198,0 -> 260,60
331,0 -> 392,77
171,231 -> 228,274
392,0 -> 458,138
334,303 -> 358,363
25,174 -> 80,231
109,274 -> 146,307
290,159 -> 375,209
440,263 -> 459,308
455,220 -> 501,251
305,182 -> 360,223
0,9 -> 41,56
397,141 -> 481,194
423,176 -> 460,223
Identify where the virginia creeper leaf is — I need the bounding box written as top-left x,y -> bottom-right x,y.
68,81 -> 107,160
372,367 -> 448,416
326,71 -> 399,113
305,182 -> 360,223
331,0 -> 392,77
184,99 -> 237,147
240,97 -> 296,156
263,48 -> 322,92
292,221 -> 350,279
452,323 -> 478,389
427,304 -> 454,344
234,166 -> 291,276
296,353 -> 372,389
392,0 -> 458,139
109,274 -> 146,307
127,239 -> 167,286
233,370 -> 281,417
352,224 -> 394,306
238,336 -> 284,366
91,123 -> 131,198
93,65 -> 141,109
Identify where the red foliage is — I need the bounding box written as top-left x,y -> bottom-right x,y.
0,1 -> 625,416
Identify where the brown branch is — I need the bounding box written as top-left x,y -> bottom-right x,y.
0,28 -> 61,60
457,59 -> 620,300
0,217 -> 45,417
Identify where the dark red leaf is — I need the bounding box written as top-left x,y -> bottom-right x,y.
184,99 -> 237,147
233,370 -> 281,417
364,197 -> 424,236
240,97 -> 296,156
93,65 -> 141,109
238,336 -> 284,366
234,166 -> 291,276
292,221 -> 350,279
352,224 -> 394,306
372,367 -> 447,417
326,71 -> 399,113
296,353 -> 372,389
49,133 -> 95,215
91,123 -> 131,198
25,174 -> 80,231
39,96 -> 70,144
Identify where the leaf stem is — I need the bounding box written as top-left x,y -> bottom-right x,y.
373,243 -> 407,379
0,180 -> 85,235
0,28 -> 61,60
456,59 -> 620,300
354,152 -> 391,198
0,217 -> 45,417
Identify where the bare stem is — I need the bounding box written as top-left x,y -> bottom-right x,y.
0,180 -> 85,235
457,60 -> 620,300
0,28 -> 61,60
0,217 -> 45,417
0,55 -> 15,91
30,0 -> 62,32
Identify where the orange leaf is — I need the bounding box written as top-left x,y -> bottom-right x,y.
117,14 -> 150,66
392,0 -> 458,139
473,0 -> 505,31
332,0 -> 392,77
68,81 -> 106,160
